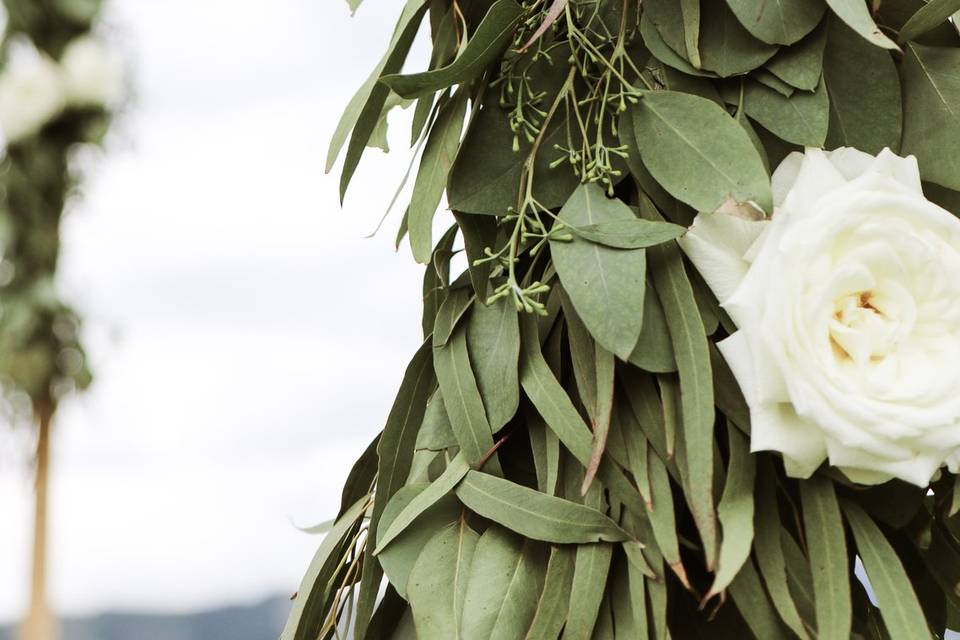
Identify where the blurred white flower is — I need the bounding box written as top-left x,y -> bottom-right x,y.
60,35 -> 122,108
680,148 -> 960,487
0,39 -> 66,145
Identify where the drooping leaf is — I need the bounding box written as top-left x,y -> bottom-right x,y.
381,0 -> 524,98
706,425 -> 755,599
416,389 -> 457,451
434,325 -> 502,472
376,453 -> 470,553
728,557 -> 792,640
432,286 -> 473,347
646,447 -> 687,587
742,78 -> 830,146
642,202 -> 718,570
582,342 -> 615,494
726,0 -> 826,45
407,520 -> 480,639
824,0 -> 899,49
901,43 -> 960,191
409,90 -> 468,263
337,434 -> 380,518
628,287 -> 677,374
460,525 -> 548,640
455,470 -> 631,543
628,91 -> 773,214
800,474 -> 852,640
550,183 -> 647,360
680,0 -> 702,67
823,16 -> 902,153
563,542 -> 613,640
454,211 -> 498,302
842,501 -> 929,640
466,297 -> 520,431
518,314 -> 646,514
377,483 -> 462,597
525,545 -> 576,640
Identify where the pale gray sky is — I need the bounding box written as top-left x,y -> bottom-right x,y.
0,0 -> 442,621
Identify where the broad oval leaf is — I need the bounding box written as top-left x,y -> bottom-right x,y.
699,0 -> 779,77
466,297 -> 520,431
765,23 -> 828,91
726,0 -> 825,45
742,78 -> 830,147
824,0 -> 899,49
628,91 -> 773,214
455,470 -> 631,543
550,184 -> 647,360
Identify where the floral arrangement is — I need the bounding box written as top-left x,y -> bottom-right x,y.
288,0 -> 960,638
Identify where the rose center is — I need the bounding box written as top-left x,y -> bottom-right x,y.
829,288 -> 910,365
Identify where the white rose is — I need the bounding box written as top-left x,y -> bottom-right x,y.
679,147 -> 960,487
0,39 -> 66,145
60,35 -> 122,108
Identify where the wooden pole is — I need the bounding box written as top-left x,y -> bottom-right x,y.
20,402 -> 57,640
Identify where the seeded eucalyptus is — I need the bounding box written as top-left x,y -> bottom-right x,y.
288,1 -> 960,638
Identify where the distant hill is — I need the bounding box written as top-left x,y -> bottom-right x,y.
0,596 -> 290,640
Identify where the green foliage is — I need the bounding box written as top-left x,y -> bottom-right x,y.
291,0 -> 960,638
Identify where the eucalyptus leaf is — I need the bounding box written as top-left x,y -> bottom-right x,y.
628,91 -> 773,214
568,218 -> 686,249
726,0 -> 825,45
562,542 -> 613,640
699,0 -> 779,77
455,470 -> 631,543
901,43 -> 960,191
640,12 -> 715,78
466,297 -> 520,431
900,0 -> 960,43
765,22 -> 827,91
382,0 -> 523,99
742,78 -> 830,146
525,545 -> 576,640
628,287 -> 677,374
824,0 -> 899,49
550,184 -> 646,360
800,474 -> 851,640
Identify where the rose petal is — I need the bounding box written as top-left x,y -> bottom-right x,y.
781,148 -> 847,215
678,213 -> 767,303
750,402 -> 826,478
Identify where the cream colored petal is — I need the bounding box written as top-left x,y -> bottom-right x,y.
826,147 -> 874,180
825,438 -> 941,487
750,402 -> 827,479
678,213 -> 767,304
869,148 -> 923,194
781,148 -> 848,215
771,151 -> 803,208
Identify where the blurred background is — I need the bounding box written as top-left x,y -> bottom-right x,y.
0,0 -> 435,637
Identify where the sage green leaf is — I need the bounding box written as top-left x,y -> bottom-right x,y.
447,50 -> 579,215
460,526 -> 548,640
376,454 -> 469,553
643,204 -> 717,570
900,0 -> 960,42
706,425 -> 755,599
657,62 -> 723,103
619,367 -> 672,472
824,0 -> 899,49
409,91 -> 468,263
550,184 -> 647,360
337,435 -> 380,518
454,211 -> 498,302
610,561 -> 640,639
876,0 -> 960,45
422,226 -> 458,339
842,501 -> 929,640
754,463 -> 811,640
729,557 -> 791,640
281,496 -> 368,640
352,340 -> 436,637
339,0 -> 430,200
743,78 -> 829,146
326,0 -> 428,173
765,22 -> 827,91
680,0 -> 702,67
699,1 -> 779,77
392,608 -> 417,640
568,218 -> 686,249
559,290 -> 598,413
710,343 -> 750,432
640,12 -> 715,78
646,448 -> 686,586
525,545 -> 576,640
780,529 -> 817,625
518,313 -> 646,514
755,69 -> 797,97
562,543 -> 613,640
456,471 -> 630,543
377,484 -> 462,597
629,91 -> 773,214
466,297 -> 520,431
408,520 -> 480,639
901,43 -> 960,191
727,0 -> 825,45
434,326 -> 501,471
800,475 -> 851,640
645,0 -> 688,58
582,342 -> 615,494
823,17 -> 902,153
416,389 -> 457,451
432,286 -> 473,347
628,288 -> 677,374
381,0 -> 523,98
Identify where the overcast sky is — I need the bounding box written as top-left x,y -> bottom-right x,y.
0,0 -> 441,622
